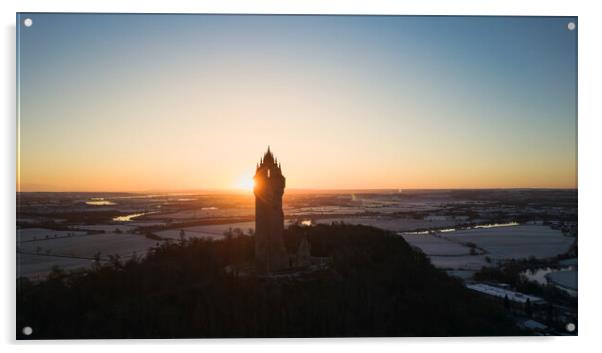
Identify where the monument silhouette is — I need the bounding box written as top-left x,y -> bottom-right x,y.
253,147 -> 288,273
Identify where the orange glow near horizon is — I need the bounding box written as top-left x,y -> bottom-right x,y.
16,146 -> 577,192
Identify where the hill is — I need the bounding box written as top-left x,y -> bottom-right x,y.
17,223 -> 520,338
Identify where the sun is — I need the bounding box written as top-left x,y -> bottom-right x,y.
234,176 -> 255,192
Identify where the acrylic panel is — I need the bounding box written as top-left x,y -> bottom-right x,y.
16,13 -> 577,339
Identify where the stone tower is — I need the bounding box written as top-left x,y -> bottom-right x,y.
253,146 -> 288,273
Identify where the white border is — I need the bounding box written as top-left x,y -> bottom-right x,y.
2,0 -> 601,352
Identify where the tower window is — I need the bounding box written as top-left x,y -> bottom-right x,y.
267,168 -> 271,178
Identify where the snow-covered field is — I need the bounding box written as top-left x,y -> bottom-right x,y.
19,232 -> 160,259
402,225 -> 574,273
315,216 -> 460,232
18,253 -> 95,280
156,221 -> 255,240
17,228 -> 87,242
401,234 -> 472,256
76,224 -> 137,233
145,207 -> 252,220
429,255 -> 490,271
17,221 -> 256,279
547,270 -> 577,290
440,225 -> 573,260
285,206 -> 365,216
16,221 -> 574,282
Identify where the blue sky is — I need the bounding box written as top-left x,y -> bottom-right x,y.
17,14 -> 577,191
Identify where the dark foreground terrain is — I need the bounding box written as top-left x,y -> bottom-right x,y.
17,224 -> 520,339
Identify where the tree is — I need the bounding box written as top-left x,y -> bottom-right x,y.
546,303 -> 555,323
47,265 -> 64,281
525,298 -> 532,318
504,295 -> 510,310
224,227 -> 234,240
108,254 -> 122,269
233,228 -> 243,238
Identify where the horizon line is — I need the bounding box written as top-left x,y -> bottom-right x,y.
16,186 -> 578,194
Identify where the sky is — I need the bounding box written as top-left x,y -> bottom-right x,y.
17,14 -> 577,192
